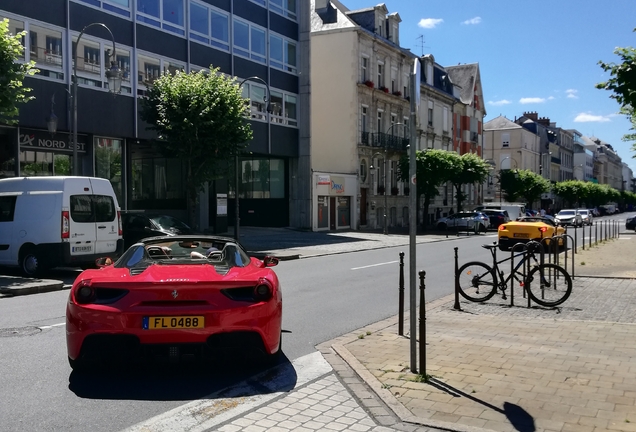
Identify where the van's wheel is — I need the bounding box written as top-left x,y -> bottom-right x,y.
20,248 -> 42,277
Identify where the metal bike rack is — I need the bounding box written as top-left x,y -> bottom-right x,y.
539,234 -> 575,279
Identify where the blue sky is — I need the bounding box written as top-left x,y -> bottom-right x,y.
342,0 -> 636,172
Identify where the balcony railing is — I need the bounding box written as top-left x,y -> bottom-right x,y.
551,156 -> 561,164
361,132 -> 409,151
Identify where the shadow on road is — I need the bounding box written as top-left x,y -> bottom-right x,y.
68,353 -> 297,401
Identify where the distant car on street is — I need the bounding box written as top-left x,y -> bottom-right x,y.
555,209 -> 583,227
481,209 -> 510,228
436,211 -> 490,232
122,213 -> 197,249
626,216 -> 636,230
578,209 -> 593,226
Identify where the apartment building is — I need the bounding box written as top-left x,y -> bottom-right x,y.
1,0 -> 303,231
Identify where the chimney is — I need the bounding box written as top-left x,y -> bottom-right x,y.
315,0 -> 337,23
537,117 -> 551,127
523,111 -> 538,121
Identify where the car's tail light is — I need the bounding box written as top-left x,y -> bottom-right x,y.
254,283 -> 272,301
117,210 -> 122,236
538,226 -> 548,233
61,211 -> 70,239
75,280 -> 94,304
499,225 -> 506,231
222,280 -> 274,303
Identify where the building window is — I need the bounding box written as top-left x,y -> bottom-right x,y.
137,52 -> 161,87
269,91 -> 297,126
94,137 -> 123,205
391,66 -> 397,93
502,133 -> 510,148
377,62 -> 384,88
76,0 -> 131,18
230,157 -> 286,199
269,33 -> 296,73
377,110 -> 383,133
443,107 -> 448,132
29,24 -> 64,79
361,56 -> 368,82
269,0 -> 296,20
131,157 -> 185,203
360,159 -> 367,183
233,18 -> 266,64
361,106 -> 368,134
137,0 -> 185,36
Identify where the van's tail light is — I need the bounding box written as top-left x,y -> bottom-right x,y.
117,210 -> 122,236
61,211 -> 70,239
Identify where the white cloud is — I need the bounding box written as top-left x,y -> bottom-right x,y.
418,18 -> 444,29
488,99 -> 511,106
548,96 -> 555,100
462,17 -> 481,25
574,113 -> 611,123
519,97 -> 546,104
566,89 -> 579,99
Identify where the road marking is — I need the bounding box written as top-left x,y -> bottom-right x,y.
38,323 -> 65,330
619,237 -> 632,240
119,351 -> 332,432
351,260 -> 398,270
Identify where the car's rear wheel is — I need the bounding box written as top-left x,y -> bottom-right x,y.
20,247 -> 43,277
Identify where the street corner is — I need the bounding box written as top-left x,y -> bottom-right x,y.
0,275 -> 67,296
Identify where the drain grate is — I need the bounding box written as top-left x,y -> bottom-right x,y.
0,326 -> 42,337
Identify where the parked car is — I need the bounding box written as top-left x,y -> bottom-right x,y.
0,176 -> 123,276
555,209 -> 583,227
481,209 -> 510,228
498,216 -> 566,251
474,203 -> 526,221
436,211 -> 490,232
578,209 -> 593,226
626,215 -> 636,230
122,213 -> 197,249
66,235 -> 282,371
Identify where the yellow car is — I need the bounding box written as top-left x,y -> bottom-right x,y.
498,216 -> 566,251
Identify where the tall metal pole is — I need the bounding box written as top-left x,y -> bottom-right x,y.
409,62 -> 420,373
383,149 -> 388,235
236,77 -> 271,242
72,23 -> 118,176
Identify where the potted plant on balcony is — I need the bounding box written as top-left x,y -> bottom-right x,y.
364,80 -> 374,88
377,185 -> 385,195
379,86 -> 389,93
391,186 -> 399,195
392,90 -> 402,97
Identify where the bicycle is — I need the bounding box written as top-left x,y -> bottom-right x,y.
456,242 -> 572,307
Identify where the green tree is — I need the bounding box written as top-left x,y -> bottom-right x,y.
553,180 -> 589,207
500,169 -> 550,207
140,67 -> 252,226
596,33 -> 636,153
0,18 -> 39,124
398,149 -> 455,230
448,152 -> 490,212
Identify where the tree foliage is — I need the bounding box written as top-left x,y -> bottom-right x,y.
552,180 -> 623,208
552,180 -> 588,207
500,169 -> 550,205
0,19 -> 39,124
398,149 -> 455,229
448,152 -> 490,212
140,67 -> 252,226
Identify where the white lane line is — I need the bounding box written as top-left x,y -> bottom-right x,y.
619,237 -> 632,240
120,351 -> 332,432
38,322 -> 65,330
351,260 -> 398,270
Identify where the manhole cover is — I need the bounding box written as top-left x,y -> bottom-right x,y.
0,326 -> 42,337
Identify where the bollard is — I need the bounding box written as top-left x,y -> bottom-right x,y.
574,223 -> 578,254
595,222 -> 598,245
605,220 -> 608,241
418,270 -> 426,376
589,222 -> 592,249
618,220 -> 620,239
398,252 -> 405,336
453,247 -> 461,310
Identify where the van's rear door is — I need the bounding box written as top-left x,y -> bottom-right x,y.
67,178 -> 97,257
89,178 -> 119,254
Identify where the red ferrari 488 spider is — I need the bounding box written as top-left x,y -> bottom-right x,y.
66,235 -> 282,371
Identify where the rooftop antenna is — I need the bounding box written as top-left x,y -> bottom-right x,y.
416,34 -> 426,56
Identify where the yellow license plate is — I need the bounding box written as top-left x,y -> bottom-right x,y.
145,316 -> 205,329
513,233 -> 529,238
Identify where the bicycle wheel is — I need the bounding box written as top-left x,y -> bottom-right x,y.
456,261 -> 497,302
525,263 -> 572,307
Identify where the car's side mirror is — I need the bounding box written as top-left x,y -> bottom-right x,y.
95,257 -> 114,267
263,256 -> 279,267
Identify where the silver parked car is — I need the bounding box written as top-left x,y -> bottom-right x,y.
578,209 -> 593,226
555,209 -> 583,227
436,211 -> 490,232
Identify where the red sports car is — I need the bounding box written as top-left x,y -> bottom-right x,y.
66,235 -> 282,371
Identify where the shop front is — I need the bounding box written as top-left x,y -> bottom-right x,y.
313,173 -> 357,231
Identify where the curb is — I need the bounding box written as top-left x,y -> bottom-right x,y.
0,280 -> 68,296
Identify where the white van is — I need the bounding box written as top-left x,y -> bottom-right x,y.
475,202 -> 526,221
0,176 -> 123,276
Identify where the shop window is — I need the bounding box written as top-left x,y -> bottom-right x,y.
131,157 -> 185,204
230,157 -> 285,199
94,138 -> 123,205
338,197 -> 350,227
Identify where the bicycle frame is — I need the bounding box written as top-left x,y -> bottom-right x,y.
486,242 -> 543,301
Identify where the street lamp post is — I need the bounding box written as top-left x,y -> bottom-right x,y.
236,76 -> 271,242
72,23 -> 122,176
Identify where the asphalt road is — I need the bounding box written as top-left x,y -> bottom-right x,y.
0,213 -> 630,432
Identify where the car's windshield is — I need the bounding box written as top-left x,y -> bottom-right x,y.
150,215 -> 191,231
116,238 -> 249,274
558,210 -> 575,215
